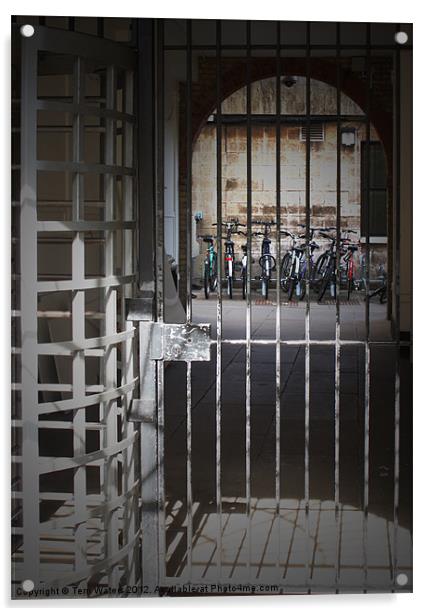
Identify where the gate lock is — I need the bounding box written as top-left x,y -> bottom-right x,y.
126,297 -> 211,422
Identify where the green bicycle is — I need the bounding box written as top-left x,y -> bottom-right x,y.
200,235 -> 218,299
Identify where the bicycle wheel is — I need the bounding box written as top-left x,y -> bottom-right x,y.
280,253 -> 292,292
204,265 -> 210,299
286,276 -> 296,301
299,276 -> 307,301
379,286 -> 387,304
227,276 -> 233,299
210,255 -> 218,291
347,277 -> 353,301
313,252 -> 329,283
262,277 -> 268,299
242,271 -> 246,299
318,263 -> 333,302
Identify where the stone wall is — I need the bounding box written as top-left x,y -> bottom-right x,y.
177,56 -> 394,304
192,104 -> 386,281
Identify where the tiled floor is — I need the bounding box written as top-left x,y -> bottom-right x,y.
165,499 -> 412,591
162,293 -> 412,592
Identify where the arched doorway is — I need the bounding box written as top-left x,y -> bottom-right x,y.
177,57 -> 394,312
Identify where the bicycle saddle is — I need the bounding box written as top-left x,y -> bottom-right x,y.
202,235 -> 214,243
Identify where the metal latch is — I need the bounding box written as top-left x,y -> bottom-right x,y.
125,297 -> 211,422
150,322 -> 211,361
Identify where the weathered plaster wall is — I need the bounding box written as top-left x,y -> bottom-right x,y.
192,78 -> 387,282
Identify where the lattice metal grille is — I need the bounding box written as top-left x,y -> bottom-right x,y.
12,26 -> 140,593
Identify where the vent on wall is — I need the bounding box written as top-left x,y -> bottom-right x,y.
300,123 -> 325,142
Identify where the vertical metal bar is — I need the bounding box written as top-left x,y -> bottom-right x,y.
137,19 -> 159,591
334,22 -> 341,592
138,19 -> 155,294
104,64 -> 120,587
19,28 -> 39,587
185,18 -> 193,582
304,21 -> 311,592
215,18 -> 223,582
393,24 -> 401,590
186,23 -> 193,325
123,68 -> 137,584
71,55 -> 87,577
363,22 -> 372,593
245,19 -> 252,581
275,20 -> 282,583
155,18 -> 166,585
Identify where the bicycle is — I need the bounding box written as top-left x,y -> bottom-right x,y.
240,241 -> 248,300
279,227 -> 320,301
341,237 -> 360,301
252,220 -> 277,299
359,258 -> 387,304
212,219 -> 245,299
199,235 -> 217,299
316,228 -> 359,302
370,265 -> 387,303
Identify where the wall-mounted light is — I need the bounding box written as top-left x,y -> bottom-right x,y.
341,127 -> 356,147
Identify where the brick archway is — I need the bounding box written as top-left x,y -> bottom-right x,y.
178,55 -> 394,307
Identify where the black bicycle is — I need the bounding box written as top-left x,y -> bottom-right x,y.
213,220 -> 245,299
240,241 -> 248,300
315,228 -> 359,302
279,228 -> 320,301
253,220 -> 277,299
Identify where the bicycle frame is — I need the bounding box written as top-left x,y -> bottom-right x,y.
253,220 -> 276,299
213,219 -> 246,298
281,228 -> 320,299
255,221 -> 276,279
205,241 -> 216,276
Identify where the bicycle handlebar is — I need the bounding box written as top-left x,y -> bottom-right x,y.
211,220 -> 246,228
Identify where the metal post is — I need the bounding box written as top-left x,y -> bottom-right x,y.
304,21 -> 311,592
155,18 -> 166,587
275,20 -> 282,584
71,55 -> 87,579
138,19 -> 156,294
334,22 -> 341,592
392,23 -> 402,591
103,64 -> 121,587
215,18 -> 223,582
245,19 -> 252,582
19,25 -> 39,588
363,22 -> 372,593
185,18 -> 193,583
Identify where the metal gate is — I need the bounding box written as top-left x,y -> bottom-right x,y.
139,18 -> 412,594
12,23 -> 140,593
12,16 -> 412,598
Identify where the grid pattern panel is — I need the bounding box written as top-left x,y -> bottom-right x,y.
12,27 -> 139,594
